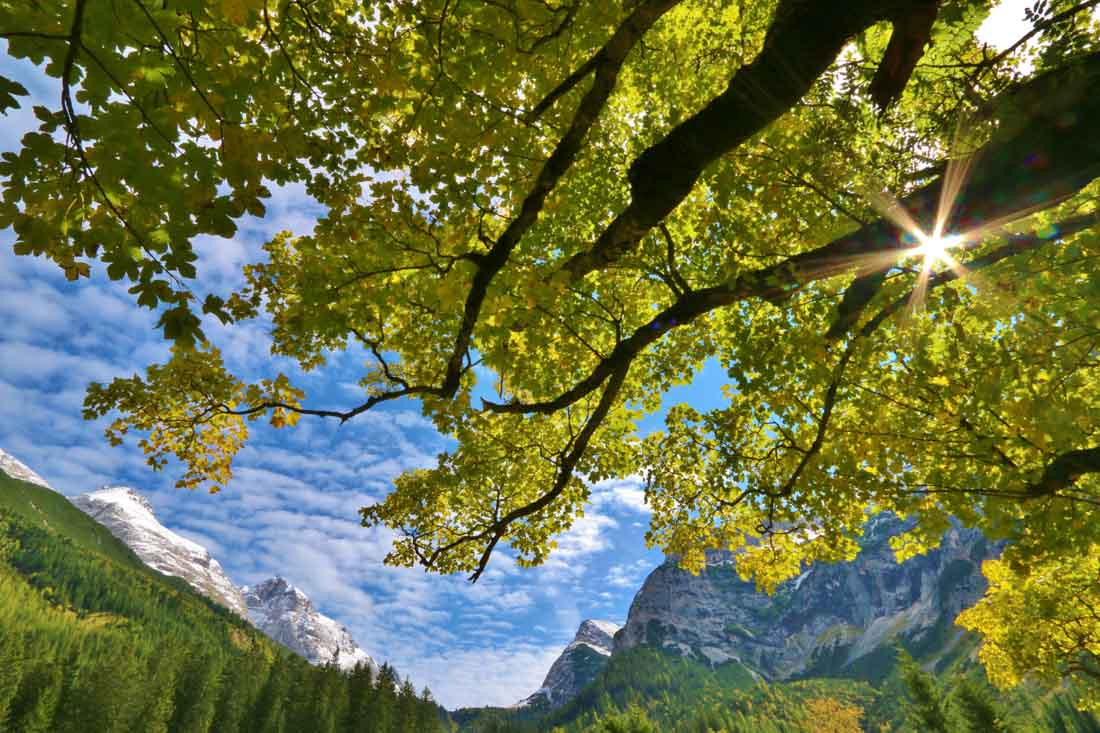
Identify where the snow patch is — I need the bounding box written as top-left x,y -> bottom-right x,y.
0,448 -> 54,491
70,485 -> 248,617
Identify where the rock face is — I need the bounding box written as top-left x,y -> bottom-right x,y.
520,619 -> 620,708
0,448 -> 54,491
243,577 -> 376,672
616,515 -> 995,680
69,486 -> 249,617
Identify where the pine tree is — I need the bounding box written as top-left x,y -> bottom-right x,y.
897,648 -> 950,733
0,630 -> 25,726
344,662 -> 375,733
417,687 -> 441,733
248,657 -> 291,733
12,659 -> 64,733
372,663 -> 399,733
168,648 -> 225,732
950,677 -> 1012,733
397,678 -> 420,731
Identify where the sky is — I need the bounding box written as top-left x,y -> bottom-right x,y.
0,0 -> 1053,711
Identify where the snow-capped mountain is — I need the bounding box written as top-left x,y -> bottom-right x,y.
69,486 -> 249,617
519,619 -> 620,708
0,448 -> 54,491
243,577 -> 376,672
3,449 -> 379,678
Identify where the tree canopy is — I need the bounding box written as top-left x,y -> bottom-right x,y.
4,0 -> 1100,703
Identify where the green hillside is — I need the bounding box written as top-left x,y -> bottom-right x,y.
457,640 -> 1100,732
0,471 -> 452,732
0,470 -> 152,571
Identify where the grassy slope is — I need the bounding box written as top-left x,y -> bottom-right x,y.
0,469 -> 455,732
0,470 -> 149,570
0,469 -> 264,640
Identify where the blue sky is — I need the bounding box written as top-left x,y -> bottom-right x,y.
0,0 -> 1045,710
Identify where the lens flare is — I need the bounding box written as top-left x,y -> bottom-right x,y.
913,232 -> 963,267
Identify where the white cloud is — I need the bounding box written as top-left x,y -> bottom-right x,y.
590,475 -> 650,515
404,644 -> 563,710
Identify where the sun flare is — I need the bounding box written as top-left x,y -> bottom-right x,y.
913,232 -> 963,267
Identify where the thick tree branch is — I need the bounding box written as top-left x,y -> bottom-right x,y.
486,207 -> 1098,418
560,0 -> 921,281
868,0 -> 939,111
1027,447 -> 1100,497
438,0 -> 683,398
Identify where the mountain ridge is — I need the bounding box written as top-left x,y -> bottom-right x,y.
0,448 -> 379,676
70,485 -> 250,617
243,576 -> 377,672
517,619 -> 620,708
615,514 -> 992,681
0,447 -> 54,491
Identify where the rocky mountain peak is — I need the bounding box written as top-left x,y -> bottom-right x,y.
89,485 -> 156,515
243,577 -> 375,673
615,515 -> 995,680
69,486 -> 248,617
518,619 -> 622,709
246,576 -> 310,605
0,448 -> 54,491
573,620 -> 619,653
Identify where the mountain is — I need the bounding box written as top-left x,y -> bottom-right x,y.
70,486 -> 249,617
243,577 -> 376,672
0,447 -> 53,490
0,454 -> 450,732
466,516 -> 1100,732
615,514 -> 993,681
67,480 -> 380,675
518,619 -> 620,708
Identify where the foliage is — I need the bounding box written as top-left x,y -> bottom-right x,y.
5,0 -> 1100,703
897,647 -> 953,732
0,473 -> 451,733
958,549 -> 1100,710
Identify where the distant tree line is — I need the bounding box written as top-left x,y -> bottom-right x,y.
457,643 -> 1100,733
0,508 -> 452,732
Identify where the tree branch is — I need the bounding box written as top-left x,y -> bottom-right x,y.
438,0 -> 683,398
1027,446 -> 1100,497
560,0 -> 920,281
468,361 -> 631,582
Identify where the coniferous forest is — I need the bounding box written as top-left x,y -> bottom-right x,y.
5,459 -> 1100,731
455,644 -> 1100,733
0,471 -> 451,733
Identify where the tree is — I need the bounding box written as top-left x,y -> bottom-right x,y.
949,677 -> 1012,733
897,648 -> 951,733
594,704 -> 656,733
802,696 -> 864,733
957,550 -> 1100,712
5,0 -> 1100,700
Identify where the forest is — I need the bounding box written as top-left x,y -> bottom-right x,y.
0,470 -> 450,732
457,645 -> 1100,732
